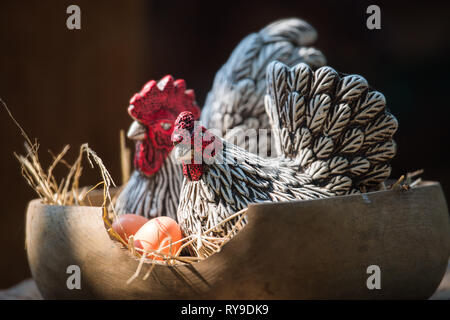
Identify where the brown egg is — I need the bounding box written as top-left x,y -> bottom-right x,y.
134,216 -> 183,260
112,214 -> 149,242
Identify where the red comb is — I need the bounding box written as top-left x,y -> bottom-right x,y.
175,111 -> 195,131
128,75 -> 200,124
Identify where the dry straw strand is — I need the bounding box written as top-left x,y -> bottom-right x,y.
2,98 -> 116,207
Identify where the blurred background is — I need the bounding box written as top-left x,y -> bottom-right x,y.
0,0 -> 449,288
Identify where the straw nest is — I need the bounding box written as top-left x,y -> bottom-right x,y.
16,136 -> 248,283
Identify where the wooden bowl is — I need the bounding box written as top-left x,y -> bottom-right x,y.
26,181 -> 450,299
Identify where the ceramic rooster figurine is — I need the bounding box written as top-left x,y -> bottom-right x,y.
115,77 -> 200,219
115,18 -> 326,219
173,61 -> 398,239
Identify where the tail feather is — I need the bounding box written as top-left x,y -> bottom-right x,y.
201,18 -> 326,156
260,18 -> 318,45
266,61 -> 398,194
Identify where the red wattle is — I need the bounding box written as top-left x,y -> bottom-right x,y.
134,141 -> 169,176
183,163 -> 204,181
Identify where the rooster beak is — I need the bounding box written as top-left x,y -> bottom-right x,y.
127,121 -> 147,141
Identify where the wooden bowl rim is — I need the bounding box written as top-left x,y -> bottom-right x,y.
30,180 -> 441,210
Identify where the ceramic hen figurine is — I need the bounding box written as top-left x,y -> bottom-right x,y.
115,18 -> 326,219
173,61 -> 398,238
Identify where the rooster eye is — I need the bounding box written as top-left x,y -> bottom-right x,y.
160,122 -> 172,131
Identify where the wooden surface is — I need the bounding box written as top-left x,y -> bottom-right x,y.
1,259 -> 449,300
431,259 -> 450,299
0,279 -> 42,300
24,182 -> 450,299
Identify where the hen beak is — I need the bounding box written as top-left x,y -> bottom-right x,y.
127,121 -> 147,141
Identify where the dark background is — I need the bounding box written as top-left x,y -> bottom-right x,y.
0,0 -> 449,288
